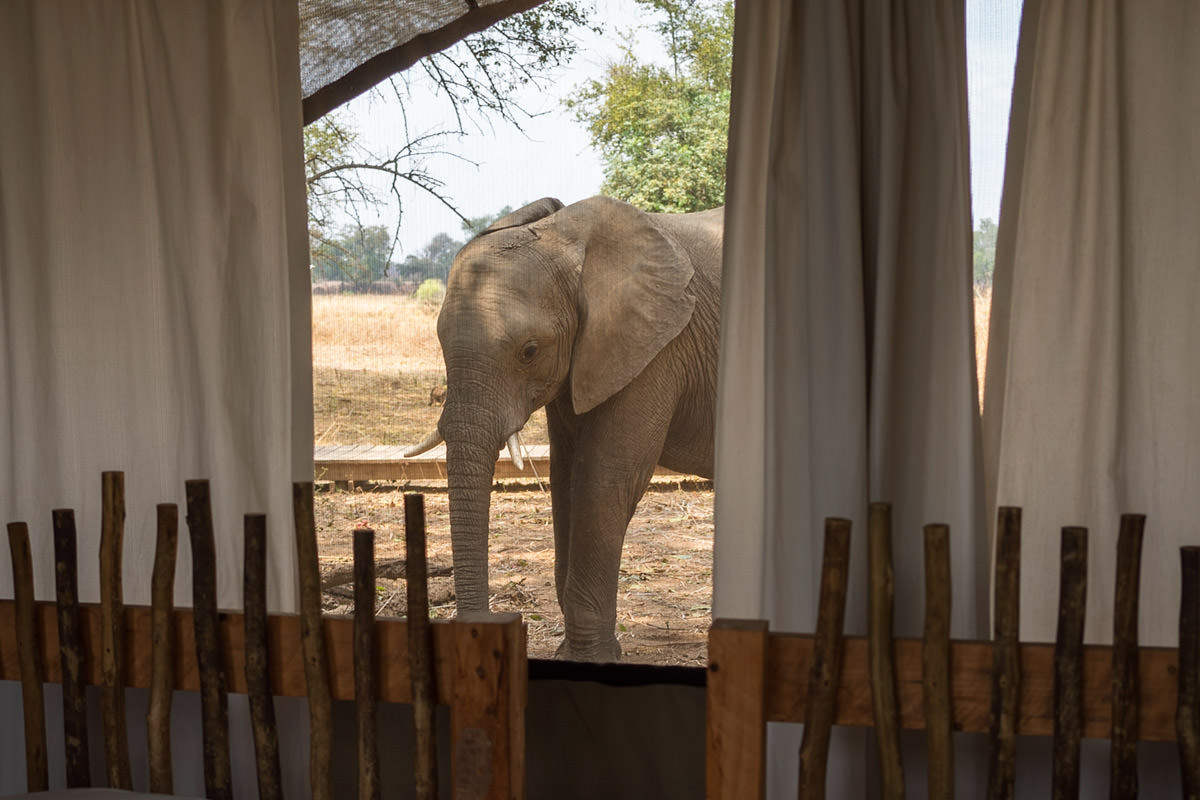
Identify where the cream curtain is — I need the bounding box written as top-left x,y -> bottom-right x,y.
0,0 -> 312,795
715,0 -> 985,795
982,0 -> 1199,793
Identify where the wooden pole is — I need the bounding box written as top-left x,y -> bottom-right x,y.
355,528 -> 382,800
1052,527 -> 1087,800
294,481 -> 334,800
797,518 -> 851,800
8,522 -> 47,792
868,503 -> 904,799
244,513 -> 283,800
99,470 -> 132,789
923,523 -> 954,800
1110,514 -> 1145,799
987,506 -> 1021,800
52,508 -> 91,788
147,504 -> 178,795
185,479 -> 232,800
405,493 -> 439,800
1178,546 -> 1200,799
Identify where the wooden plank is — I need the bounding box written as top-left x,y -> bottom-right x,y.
1180,546 -> 1200,798
706,619 -> 768,800
450,611 -> 526,800
312,444 -> 688,483
0,598 -> 1184,741
0,601 -> 479,705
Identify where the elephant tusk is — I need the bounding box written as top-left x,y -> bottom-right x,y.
403,430 -> 444,458
506,432 -> 525,471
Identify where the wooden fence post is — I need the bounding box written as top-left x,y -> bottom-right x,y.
706,619 -> 769,800
52,508 -> 91,788
923,524 -> 954,800
1052,527 -> 1087,799
450,611 -> 526,800
988,506 -> 1021,800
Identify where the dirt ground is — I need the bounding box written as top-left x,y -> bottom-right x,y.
313,478 -> 714,666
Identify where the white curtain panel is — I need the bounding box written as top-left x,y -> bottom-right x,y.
715,0 -> 985,795
981,1 -> 1199,794
0,1 -> 312,795
985,0 -> 1200,648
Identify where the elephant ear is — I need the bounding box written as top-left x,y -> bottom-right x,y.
562,197 -> 696,415
481,198 -> 564,235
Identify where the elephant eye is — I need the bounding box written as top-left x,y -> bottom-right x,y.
519,341 -> 539,363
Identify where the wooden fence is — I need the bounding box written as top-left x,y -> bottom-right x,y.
706,503 -> 1197,799
1,473 -> 525,799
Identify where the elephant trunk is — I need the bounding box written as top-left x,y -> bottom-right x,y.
443,426 -> 500,612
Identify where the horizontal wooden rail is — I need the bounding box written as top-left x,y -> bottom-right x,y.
0,600 -> 519,706
710,622 -> 1179,742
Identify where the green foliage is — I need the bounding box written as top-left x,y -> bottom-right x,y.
461,205 -> 515,238
415,278 -> 447,307
569,0 -> 732,213
311,225 -> 394,290
399,231 -> 462,284
974,218 -> 998,288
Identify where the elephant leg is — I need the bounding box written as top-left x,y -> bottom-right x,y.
557,408 -> 669,662
546,401 -> 576,609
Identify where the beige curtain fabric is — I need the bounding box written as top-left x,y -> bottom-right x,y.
0,1 -> 311,794
981,1 -> 1199,793
715,0 -> 985,794
985,0 -> 1200,647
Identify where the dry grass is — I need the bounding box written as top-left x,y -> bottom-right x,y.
975,285 -> 992,405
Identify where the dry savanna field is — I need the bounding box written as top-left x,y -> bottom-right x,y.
312,290 -> 992,665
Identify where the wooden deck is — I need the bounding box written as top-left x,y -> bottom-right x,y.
313,444 -> 690,483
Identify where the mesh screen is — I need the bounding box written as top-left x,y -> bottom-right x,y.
299,0 -> 465,99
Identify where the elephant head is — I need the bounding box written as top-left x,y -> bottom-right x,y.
406,196 -> 703,632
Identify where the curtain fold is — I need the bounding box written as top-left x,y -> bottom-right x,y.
715,0 -> 985,794
0,1 -> 311,794
984,1 -> 1199,791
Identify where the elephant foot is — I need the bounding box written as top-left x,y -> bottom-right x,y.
555,636 -> 622,663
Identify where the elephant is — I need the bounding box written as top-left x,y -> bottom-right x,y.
406,195 -> 722,661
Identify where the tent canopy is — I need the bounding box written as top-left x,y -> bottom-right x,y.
300,0 -> 550,124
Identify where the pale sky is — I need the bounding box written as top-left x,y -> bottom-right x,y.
339,0 -> 1023,256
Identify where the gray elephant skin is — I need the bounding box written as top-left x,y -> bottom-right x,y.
408,196 -> 722,661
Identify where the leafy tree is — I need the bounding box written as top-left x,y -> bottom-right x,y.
311,225 -> 394,290
461,205 -> 515,237
569,0 -> 732,213
974,218 -> 998,289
